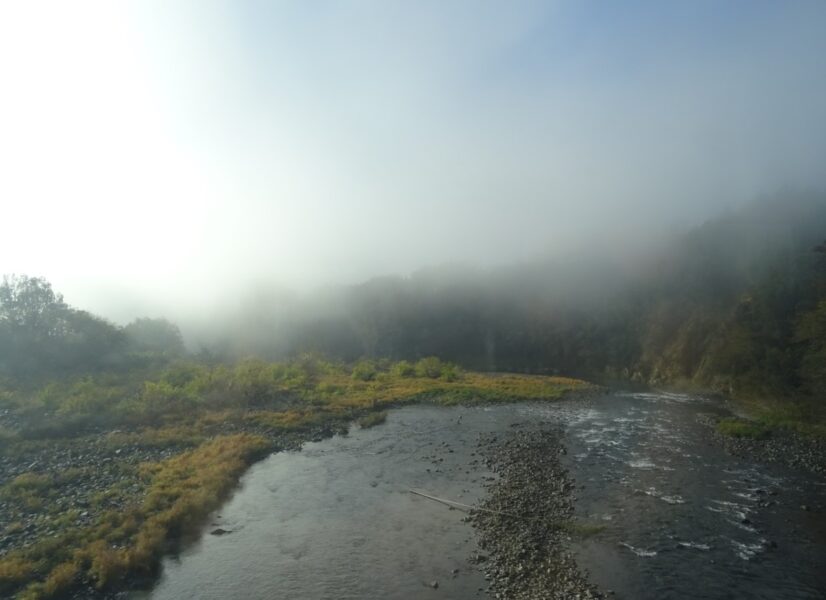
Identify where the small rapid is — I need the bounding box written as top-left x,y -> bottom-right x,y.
556,392 -> 826,599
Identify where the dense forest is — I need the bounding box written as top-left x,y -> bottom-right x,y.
198,192 -> 826,405
2,192 -> 825,406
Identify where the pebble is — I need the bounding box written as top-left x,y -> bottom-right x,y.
469,428 -> 605,599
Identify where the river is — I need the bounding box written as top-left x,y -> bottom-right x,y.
132,392 -> 826,599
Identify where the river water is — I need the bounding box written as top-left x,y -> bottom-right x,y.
134,393 -> 826,599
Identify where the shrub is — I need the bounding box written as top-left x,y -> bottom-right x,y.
414,357 -> 444,378
42,561 -> 80,597
351,360 -> 378,381
440,363 -> 461,382
390,360 -> 415,378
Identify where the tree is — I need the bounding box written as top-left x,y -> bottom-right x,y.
124,318 -> 185,356
0,275 -> 67,336
0,275 -> 125,378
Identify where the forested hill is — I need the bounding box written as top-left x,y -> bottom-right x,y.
2,192 -> 825,406
208,191 -> 826,403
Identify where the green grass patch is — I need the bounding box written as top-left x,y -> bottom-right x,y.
726,395 -> 826,439
560,519 -> 608,538
716,417 -> 772,440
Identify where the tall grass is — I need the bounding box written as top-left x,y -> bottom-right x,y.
0,435 -> 270,599
0,357 -> 591,598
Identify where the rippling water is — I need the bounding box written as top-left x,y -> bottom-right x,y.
554,393 -> 826,599
133,394 -> 826,599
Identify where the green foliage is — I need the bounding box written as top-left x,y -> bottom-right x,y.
561,519 -> 608,538
414,356 -> 444,378
124,318 -> 185,356
795,299 -> 826,395
716,418 -> 772,440
0,275 -> 126,379
351,359 -> 378,381
439,362 -> 461,381
390,360 -> 414,377
55,378 -> 124,416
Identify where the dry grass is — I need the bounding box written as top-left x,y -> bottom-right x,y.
1,434 -> 271,599
0,359 -> 592,598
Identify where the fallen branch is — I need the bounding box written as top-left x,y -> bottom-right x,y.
408,488 -> 521,518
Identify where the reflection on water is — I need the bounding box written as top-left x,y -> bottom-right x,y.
135,394 -> 826,600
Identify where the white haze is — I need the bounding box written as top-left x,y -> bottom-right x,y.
1,1 -> 825,323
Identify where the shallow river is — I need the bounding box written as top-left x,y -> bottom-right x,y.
134,393 -> 826,599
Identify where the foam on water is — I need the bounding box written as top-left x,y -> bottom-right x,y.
643,487 -> 686,504
619,542 -> 658,557
730,539 -> 766,561
678,541 -> 712,551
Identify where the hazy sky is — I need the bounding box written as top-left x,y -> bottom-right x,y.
1,1 -> 825,320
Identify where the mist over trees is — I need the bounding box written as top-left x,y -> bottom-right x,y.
0,277 -> 184,380
190,192 -> 826,401
2,192 -> 825,405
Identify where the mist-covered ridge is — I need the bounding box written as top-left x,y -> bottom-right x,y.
3,192 -> 825,405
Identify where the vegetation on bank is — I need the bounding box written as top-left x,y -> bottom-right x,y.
0,356 -> 589,599
0,355 -> 586,437
716,398 -> 826,440
0,434 -> 269,599
716,417 -> 772,440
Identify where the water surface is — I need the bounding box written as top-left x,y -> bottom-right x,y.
136,394 -> 826,599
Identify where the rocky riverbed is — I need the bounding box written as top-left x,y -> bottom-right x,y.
470,427 -> 603,600
0,420 -> 345,564
4,394 -> 825,600
696,413 -> 826,476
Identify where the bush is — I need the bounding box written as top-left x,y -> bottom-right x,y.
414,357 -> 444,378
440,363 -> 461,382
390,360 -> 415,378
351,360 -> 378,381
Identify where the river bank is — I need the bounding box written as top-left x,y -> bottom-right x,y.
0,368 -> 590,599
3,380 -> 824,599
697,412 -> 826,476
132,392 -> 825,599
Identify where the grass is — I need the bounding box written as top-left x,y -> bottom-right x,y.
721,395 -> 826,440
560,519 -> 608,538
356,410 -> 388,428
0,357 -> 593,598
716,417 -> 772,440
0,434 -> 270,599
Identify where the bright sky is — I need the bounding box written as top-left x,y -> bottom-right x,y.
1,1 -> 825,320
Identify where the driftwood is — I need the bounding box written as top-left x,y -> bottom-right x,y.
408,488 -> 521,518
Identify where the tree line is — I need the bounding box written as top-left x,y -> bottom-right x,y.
3,191 -> 825,404
0,275 -> 184,380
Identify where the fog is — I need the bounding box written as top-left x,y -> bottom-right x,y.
2,1 -> 826,325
